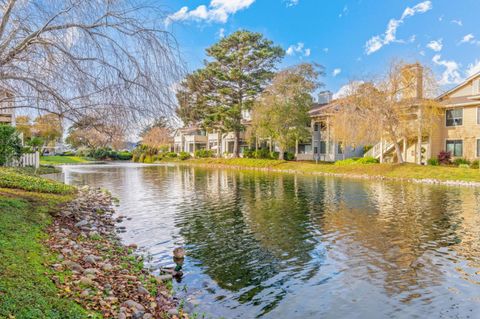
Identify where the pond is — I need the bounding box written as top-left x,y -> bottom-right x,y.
61,163 -> 480,318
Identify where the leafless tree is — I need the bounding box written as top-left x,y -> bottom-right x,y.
0,0 -> 183,131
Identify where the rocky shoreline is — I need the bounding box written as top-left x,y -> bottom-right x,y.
46,186 -> 187,319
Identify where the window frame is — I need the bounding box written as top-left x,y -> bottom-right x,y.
446,108 -> 463,127
445,139 -> 463,157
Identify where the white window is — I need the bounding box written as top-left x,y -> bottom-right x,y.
446,108 -> 463,127
446,140 -> 463,157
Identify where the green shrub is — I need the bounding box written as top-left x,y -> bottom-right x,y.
356,156 -> 379,164
194,149 -> 214,158
144,155 -> 153,163
0,125 -> 23,166
427,158 -> 439,166
117,151 -> 132,160
243,148 -> 254,158
132,154 -> 139,162
61,151 -> 76,156
269,151 -> 279,160
459,163 -> 470,169
166,152 -> 177,158
453,158 -> 470,166
252,149 -> 270,159
284,152 -> 295,161
0,169 -> 75,194
179,152 -> 191,160
471,160 -> 479,169
334,158 -> 357,166
139,153 -> 146,163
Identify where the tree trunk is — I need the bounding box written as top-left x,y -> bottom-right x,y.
416,108 -> 423,165
295,139 -> 299,159
279,147 -> 284,160
217,131 -> 221,158
393,141 -> 404,163
233,131 -> 240,158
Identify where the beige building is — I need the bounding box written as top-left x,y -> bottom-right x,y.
366,71 -> 480,163
432,72 -> 480,160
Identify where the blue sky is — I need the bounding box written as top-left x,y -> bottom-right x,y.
163,0 -> 480,96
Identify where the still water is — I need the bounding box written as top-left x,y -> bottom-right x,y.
61,163 -> 480,318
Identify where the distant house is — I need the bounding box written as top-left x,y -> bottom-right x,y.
0,89 -> 15,126
295,92 -> 365,161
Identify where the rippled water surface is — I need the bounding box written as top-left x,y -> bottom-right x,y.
62,163 -> 480,318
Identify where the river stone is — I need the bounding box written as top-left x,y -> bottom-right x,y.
84,268 -> 99,275
167,308 -> 179,316
102,263 -> 113,271
62,260 -> 84,272
155,274 -> 172,283
137,286 -> 149,295
79,276 -> 95,287
132,311 -> 144,319
118,312 -> 127,319
122,300 -> 145,311
75,219 -> 89,228
143,314 -> 153,319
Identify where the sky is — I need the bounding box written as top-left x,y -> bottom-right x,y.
162,0 -> 480,97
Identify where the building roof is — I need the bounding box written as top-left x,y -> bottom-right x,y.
437,71 -> 480,100
308,100 -> 342,117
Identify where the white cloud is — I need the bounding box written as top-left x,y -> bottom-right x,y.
365,1 -> 432,55
459,33 -> 480,45
218,28 -> 225,38
466,59 -> 480,77
166,0 -> 255,25
426,39 -> 443,52
285,0 -> 299,7
332,68 -> 342,77
286,42 -> 311,57
451,19 -> 463,26
338,5 -> 349,18
333,81 -> 364,99
432,54 -> 463,85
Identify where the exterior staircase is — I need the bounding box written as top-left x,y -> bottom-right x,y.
364,140 -> 396,160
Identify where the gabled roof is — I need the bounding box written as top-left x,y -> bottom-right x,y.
308,100 -> 342,117
437,71 -> 480,100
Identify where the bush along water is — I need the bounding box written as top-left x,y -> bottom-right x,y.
335,157 -> 378,166
194,149 -> 214,158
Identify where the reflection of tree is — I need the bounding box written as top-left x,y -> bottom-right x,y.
176,169 -> 324,314
312,179 -> 467,299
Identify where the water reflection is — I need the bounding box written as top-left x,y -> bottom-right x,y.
62,163 -> 480,318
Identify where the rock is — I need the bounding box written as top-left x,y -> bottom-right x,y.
123,275 -> 137,281
84,255 -> 101,264
62,260 -> 84,272
79,276 -> 95,287
88,231 -> 100,238
84,268 -> 99,275
127,243 -> 138,249
122,300 -> 145,311
137,286 -> 149,295
61,248 -> 73,256
155,274 -> 172,283
52,263 -> 63,271
133,311 -> 144,319
118,312 -> 127,319
80,289 -> 91,297
106,296 -> 118,303
173,247 -> 185,259
143,314 -> 153,319
167,308 -> 179,316
101,263 -> 114,271
75,219 -> 89,228
104,283 -> 112,290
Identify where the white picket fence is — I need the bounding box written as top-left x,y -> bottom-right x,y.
7,152 -> 40,168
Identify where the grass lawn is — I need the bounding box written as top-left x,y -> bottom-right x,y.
180,158 -> 480,183
40,156 -> 91,165
0,168 -> 97,318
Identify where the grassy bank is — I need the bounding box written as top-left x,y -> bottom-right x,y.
0,168 -> 94,318
176,158 -> 480,184
40,156 -> 92,165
